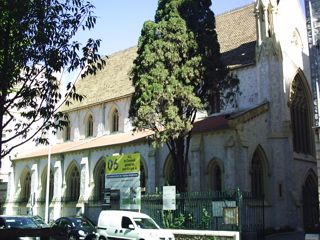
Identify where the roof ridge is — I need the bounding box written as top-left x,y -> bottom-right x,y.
216,2 -> 255,17
108,46 -> 137,58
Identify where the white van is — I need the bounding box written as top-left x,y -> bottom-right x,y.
97,210 -> 175,240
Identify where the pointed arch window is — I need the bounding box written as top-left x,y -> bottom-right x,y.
67,165 -> 80,202
41,168 -> 54,202
112,109 -> 119,132
290,75 -> 313,155
209,163 -> 222,191
65,121 -> 71,141
94,160 -> 106,201
303,172 -> 319,231
87,115 -> 93,137
251,151 -> 264,198
22,172 -> 31,202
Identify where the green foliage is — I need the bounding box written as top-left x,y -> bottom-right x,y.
198,208 -> 211,230
129,0 -> 239,192
0,0 -> 105,161
161,210 -> 193,229
161,208 -> 211,230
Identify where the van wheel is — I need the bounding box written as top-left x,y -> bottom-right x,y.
99,237 -> 107,240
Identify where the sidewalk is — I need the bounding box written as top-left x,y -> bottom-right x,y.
264,231 -> 305,240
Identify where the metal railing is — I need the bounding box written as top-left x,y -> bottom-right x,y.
141,189 -> 264,236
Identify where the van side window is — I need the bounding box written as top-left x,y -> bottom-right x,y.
121,217 -> 133,228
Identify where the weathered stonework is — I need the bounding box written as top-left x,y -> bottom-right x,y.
4,0 -> 317,232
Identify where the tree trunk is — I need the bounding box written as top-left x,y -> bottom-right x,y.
170,135 -> 190,193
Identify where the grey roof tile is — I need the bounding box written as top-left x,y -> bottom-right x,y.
63,4 -> 256,111
216,3 -> 256,68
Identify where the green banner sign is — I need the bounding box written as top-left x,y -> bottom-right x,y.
105,153 -> 141,210
105,153 -> 140,175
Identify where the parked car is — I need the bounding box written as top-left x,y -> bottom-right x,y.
0,215 -> 41,229
30,215 -> 49,228
0,215 -> 46,240
97,210 -> 175,240
51,216 -> 97,240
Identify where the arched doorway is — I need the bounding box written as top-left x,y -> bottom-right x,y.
207,159 -> 223,191
250,145 -> 269,199
303,172 -> 319,231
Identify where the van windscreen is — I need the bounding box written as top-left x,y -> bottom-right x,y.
133,217 -> 159,229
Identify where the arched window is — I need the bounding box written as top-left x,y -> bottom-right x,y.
251,150 -> 264,198
209,162 -> 222,191
290,74 -> 313,155
41,168 -> 54,202
94,160 -> 106,201
164,156 -> 175,186
87,115 -> 93,137
112,109 -> 119,132
21,171 -> 31,202
67,164 -> 80,202
64,121 -> 71,141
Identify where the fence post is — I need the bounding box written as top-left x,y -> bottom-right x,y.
236,188 -> 242,240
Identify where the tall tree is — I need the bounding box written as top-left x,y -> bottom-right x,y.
0,0 -> 105,164
129,0 -> 239,192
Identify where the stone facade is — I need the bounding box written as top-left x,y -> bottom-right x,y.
4,0 -> 318,232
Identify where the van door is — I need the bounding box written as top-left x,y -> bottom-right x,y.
119,216 -> 139,239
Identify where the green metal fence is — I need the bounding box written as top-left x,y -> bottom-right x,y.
141,189 -> 264,236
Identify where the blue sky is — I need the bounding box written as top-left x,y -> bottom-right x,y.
75,0 -> 306,56
81,0 -> 305,56
67,0 -> 305,82
64,1 -> 253,82
79,0 -> 259,56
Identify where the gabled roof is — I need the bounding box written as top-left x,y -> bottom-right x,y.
216,3 -> 256,68
63,4 -> 256,112
61,47 -> 137,111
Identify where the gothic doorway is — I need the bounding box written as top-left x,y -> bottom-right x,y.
303,172 -> 319,231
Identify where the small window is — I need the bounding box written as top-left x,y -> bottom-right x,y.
49,171 -> 54,201
98,162 -> 106,201
41,169 -> 54,202
22,172 -> 31,202
65,121 -> 71,141
112,109 -> 119,132
87,115 -> 93,137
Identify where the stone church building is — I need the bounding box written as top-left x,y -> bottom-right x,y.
4,0 -> 319,232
